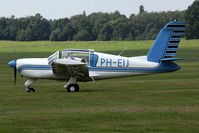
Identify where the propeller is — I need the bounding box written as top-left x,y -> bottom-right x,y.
8,50 -> 17,86
14,49 -> 17,86
14,50 -> 17,86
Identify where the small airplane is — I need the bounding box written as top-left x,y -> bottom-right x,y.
8,21 -> 186,92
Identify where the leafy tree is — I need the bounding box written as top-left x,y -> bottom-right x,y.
0,7 -> 191,41
92,18 -> 108,40
98,22 -> 113,41
63,23 -> 75,40
51,18 -> 69,31
3,26 -> 17,40
50,28 -> 63,41
73,30 -> 93,41
87,12 -> 109,24
70,14 -> 89,32
16,28 -> 33,41
70,13 -> 94,40
15,14 -> 51,41
129,11 -> 184,40
109,10 -> 125,20
139,5 -> 145,14
111,17 -> 130,40
184,0 -> 199,39
27,14 -> 51,40
50,18 -> 71,41
0,17 -> 18,40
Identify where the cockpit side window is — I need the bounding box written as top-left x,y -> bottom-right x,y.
72,53 -> 89,63
65,52 -> 75,60
62,49 -> 94,65
62,51 -> 89,63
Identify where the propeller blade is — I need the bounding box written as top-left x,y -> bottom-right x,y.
14,67 -> 17,86
14,49 -> 16,60
14,49 -> 17,86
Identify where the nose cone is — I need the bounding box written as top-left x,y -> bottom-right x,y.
8,60 -> 16,68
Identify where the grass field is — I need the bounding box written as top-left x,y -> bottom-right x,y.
0,40 -> 199,133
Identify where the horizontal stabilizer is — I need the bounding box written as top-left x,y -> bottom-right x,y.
160,58 -> 183,61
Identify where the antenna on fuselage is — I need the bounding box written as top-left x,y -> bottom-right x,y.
118,47 -> 128,56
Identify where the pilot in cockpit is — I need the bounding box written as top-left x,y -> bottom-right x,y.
66,53 -> 74,60
81,57 -> 88,64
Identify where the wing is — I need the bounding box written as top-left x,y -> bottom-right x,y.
51,58 -> 89,81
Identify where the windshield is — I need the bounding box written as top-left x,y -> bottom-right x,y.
48,51 -> 59,64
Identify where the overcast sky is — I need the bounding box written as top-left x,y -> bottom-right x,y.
0,0 -> 195,19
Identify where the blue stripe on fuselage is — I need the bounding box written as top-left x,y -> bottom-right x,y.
18,65 -> 52,72
17,62 -> 180,73
88,62 -> 180,72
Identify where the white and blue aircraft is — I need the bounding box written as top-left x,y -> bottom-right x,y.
8,21 -> 186,92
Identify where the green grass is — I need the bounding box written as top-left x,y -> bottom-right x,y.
0,40 -> 199,133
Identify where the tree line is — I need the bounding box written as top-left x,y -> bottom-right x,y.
0,1 -> 198,41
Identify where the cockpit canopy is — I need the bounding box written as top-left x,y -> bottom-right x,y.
62,49 -> 94,63
48,49 -> 95,65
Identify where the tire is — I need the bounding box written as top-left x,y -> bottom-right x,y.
27,88 -> 35,93
67,84 -> 79,92
74,84 -> 79,92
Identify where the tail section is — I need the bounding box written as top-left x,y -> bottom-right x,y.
147,21 -> 186,62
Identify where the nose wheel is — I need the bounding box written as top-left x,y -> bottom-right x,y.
66,84 -> 79,92
26,87 -> 35,93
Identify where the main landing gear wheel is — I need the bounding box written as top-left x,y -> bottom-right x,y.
26,87 -> 35,93
67,84 -> 79,92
